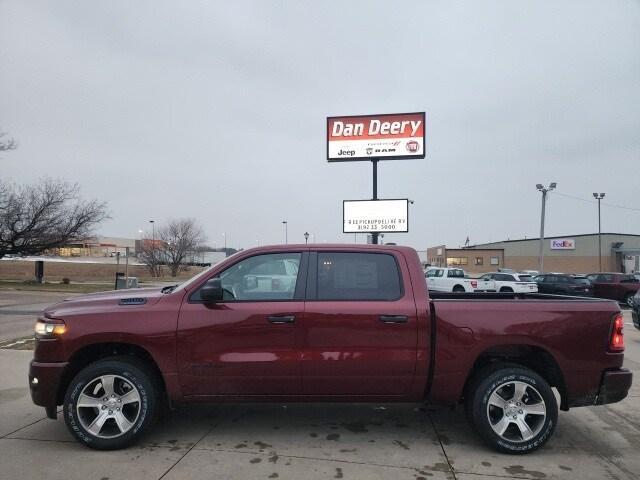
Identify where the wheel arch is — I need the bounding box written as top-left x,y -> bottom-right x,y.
463,344 -> 568,410
57,342 -> 168,406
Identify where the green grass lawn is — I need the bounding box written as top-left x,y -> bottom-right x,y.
0,280 -> 114,293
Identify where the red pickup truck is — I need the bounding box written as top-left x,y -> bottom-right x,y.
586,272 -> 640,307
29,245 -> 632,453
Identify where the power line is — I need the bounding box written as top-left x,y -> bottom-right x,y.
553,192 -> 640,212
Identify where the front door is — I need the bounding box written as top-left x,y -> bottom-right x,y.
301,250 -> 419,396
177,251 -> 307,396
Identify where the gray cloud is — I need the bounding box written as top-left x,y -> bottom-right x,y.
1,0 -> 639,250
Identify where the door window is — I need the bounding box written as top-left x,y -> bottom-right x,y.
193,253 -> 302,301
316,252 -> 402,301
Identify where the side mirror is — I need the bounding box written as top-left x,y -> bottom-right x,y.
200,278 -> 223,303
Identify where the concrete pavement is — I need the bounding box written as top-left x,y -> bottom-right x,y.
0,309 -> 638,479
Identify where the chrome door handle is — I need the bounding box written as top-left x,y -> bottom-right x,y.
379,315 -> 408,324
268,315 -> 295,324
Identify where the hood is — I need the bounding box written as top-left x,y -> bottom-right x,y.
44,287 -> 168,318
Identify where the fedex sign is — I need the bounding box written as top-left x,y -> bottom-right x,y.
550,239 -> 575,250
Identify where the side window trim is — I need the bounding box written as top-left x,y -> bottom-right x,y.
306,251 -> 318,300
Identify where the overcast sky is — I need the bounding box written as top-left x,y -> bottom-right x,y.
1,1 -> 639,250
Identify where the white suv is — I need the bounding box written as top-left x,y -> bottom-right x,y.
479,272 -> 538,293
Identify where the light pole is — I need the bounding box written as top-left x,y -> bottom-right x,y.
536,182 -> 557,273
593,193 -> 606,272
149,220 -> 155,277
304,232 -> 309,244
282,221 -> 288,244
222,233 -> 227,254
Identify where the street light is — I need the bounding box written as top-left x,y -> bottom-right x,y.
304,232 -> 309,244
222,233 -> 227,253
149,220 -> 155,277
282,221 -> 288,244
593,193 -> 606,272
536,182 -> 557,273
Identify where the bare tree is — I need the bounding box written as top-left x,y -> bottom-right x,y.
161,219 -> 206,277
0,179 -> 108,258
139,241 -> 162,277
0,130 -> 17,152
139,218 -> 206,277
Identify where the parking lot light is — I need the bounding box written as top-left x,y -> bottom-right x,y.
536,183 -> 557,273
593,193 -> 606,271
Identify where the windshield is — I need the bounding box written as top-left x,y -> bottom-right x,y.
172,252 -> 239,292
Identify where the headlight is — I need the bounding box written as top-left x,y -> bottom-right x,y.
35,318 -> 66,338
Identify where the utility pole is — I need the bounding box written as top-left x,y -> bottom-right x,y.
593,193 -> 606,272
371,159 -> 379,244
149,220 -> 155,277
282,221 -> 288,244
536,183 -> 557,273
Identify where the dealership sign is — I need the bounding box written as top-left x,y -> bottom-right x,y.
327,112 -> 425,161
550,238 -> 575,250
343,199 -> 409,233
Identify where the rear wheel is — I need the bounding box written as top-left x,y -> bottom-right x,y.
467,365 -> 557,454
453,285 -> 466,293
624,293 -> 635,308
64,357 -> 158,450
500,287 -> 514,293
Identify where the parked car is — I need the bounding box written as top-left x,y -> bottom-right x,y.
520,270 -> 540,276
425,267 -> 495,292
30,245 -> 631,453
632,291 -> 640,330
533,274 -> 594,296
479,272 -> 538,293
586,272 -> 640,307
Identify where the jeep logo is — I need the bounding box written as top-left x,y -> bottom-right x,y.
338,149 -> 355,156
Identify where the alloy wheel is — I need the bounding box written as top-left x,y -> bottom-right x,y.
486,380 -> 547,442
76,374 -> 142,438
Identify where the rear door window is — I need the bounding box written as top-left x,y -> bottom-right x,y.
315,252 -> 402,301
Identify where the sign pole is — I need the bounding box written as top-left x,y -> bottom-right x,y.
371,158 -> 379,245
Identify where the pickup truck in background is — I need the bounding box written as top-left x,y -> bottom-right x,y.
30,245 -> 631,453
425,267 -> 495,292
479,272 -> 538,293
586,272 -> 640,307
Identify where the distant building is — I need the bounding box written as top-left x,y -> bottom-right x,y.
55,236 -> 136,257
428,233 -> 640,274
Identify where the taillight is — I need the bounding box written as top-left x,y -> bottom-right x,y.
609,313 -> 624,351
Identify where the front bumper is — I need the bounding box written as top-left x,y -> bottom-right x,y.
594,368 -> 633,405
29,360 -> 68,419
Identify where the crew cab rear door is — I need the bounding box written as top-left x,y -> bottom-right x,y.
301,250 -> 418,396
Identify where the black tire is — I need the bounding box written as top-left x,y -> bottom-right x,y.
453,285 -> 465,293
623,293 -> 635,308
64,357 -> 158,450
466,365 -> 557,454
500,287 -> 514,293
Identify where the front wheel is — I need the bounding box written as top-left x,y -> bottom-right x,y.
467,365 -> 557,454
64,357 -> 158,450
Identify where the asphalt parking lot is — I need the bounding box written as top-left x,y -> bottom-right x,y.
0,291 -> 638,480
